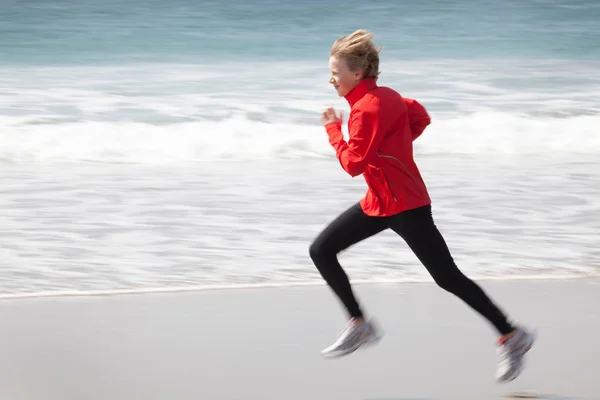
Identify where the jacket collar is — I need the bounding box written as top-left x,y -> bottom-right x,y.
344,78 -> 378,107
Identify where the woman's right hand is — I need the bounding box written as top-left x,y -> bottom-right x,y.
321,107 -> 343,126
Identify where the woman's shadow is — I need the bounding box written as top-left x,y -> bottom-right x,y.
364,396 -> 578,400
363,398 -> 434,400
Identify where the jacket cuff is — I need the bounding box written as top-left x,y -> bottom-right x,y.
325,122 -> 344,147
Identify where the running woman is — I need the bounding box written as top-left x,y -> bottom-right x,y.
310,29 -> 535,383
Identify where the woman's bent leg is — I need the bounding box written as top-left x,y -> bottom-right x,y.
309,202 -> 389,318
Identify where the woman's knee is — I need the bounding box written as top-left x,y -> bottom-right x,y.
309,239 -> 328,263
430,266 -> 466,293
309,237 -> 340,270
432,273 -> 455,292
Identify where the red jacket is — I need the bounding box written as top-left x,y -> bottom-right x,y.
325,78 -> 432,216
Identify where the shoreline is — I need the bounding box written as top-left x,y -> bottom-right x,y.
1,274 -> 599,302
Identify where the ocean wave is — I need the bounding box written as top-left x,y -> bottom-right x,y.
1,112 -> 599,163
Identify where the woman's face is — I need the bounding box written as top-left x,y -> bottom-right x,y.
328,56 -> 363,97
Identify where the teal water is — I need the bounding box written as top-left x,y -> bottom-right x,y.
2,0 -> 600,64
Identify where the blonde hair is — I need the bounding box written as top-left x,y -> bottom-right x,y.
330,29 -> 381,80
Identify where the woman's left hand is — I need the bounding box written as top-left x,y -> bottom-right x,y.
321,107 -> 343,126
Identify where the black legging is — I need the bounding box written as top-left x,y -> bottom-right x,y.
309,203 -> 515,335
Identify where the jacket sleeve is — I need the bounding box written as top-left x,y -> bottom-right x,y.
324,106 -> 385,177
404,97 -> 431,141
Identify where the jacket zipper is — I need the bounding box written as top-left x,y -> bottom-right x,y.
377,152 -> 428,199
381,172 -> 398,201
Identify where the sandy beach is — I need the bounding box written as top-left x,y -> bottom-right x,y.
1,279 -> 598,400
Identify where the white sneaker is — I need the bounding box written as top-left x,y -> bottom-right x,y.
321,318 -> 382,358
496,326 -> 536,383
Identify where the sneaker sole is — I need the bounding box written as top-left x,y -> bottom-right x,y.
499,362 -> 524,383
321,331 -> 382,359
